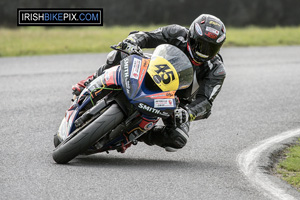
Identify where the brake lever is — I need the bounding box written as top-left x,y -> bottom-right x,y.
110,45 -> 144,57
110,45 -> 130,55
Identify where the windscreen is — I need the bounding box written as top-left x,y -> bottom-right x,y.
150,44 -> 193,90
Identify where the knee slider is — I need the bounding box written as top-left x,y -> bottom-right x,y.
164,129 -> 188,152
168,127 -> 189,149
172,136 -> 187,149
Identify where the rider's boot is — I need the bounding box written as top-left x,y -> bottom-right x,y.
72,73 -> 96,96
71,63 -> 114,96
138,122 -> 190,152
72,49 -> 125,96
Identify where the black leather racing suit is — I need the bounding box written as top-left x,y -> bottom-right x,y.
99,24 -> 226,151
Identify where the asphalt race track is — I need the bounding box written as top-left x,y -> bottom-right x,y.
1,46 -> 300,200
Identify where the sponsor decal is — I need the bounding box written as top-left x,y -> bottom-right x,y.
166,92 -> 174,97
139,117 -> 159,130
216,34 -> 226,43
209,20 -> 221,27
205,32 -> 217,39
130,58 -> 141,80
17,8 -> 103,26
206,26 -> 219,35
147,91 -> 175,99
154,99 -> 174,108
125,82 -> 130,93
138,59 -> 149,85
123,58 -> 129,78
138,103 -> 161,115
195,23 -> 203,36
139,69 -> 145,82
123,58 -> 131,94
144,122 -> 154,130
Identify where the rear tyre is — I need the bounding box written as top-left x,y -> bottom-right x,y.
52,104 -> 124,164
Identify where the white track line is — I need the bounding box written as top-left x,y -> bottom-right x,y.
237,129 -> 300,200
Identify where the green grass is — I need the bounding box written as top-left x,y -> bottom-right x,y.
0,26 -> 157,57
0,26 -> 300,57
277,139 -> 300,191
226,26 -> 300,46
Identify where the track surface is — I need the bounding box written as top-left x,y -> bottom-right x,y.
1,47 -> 300,200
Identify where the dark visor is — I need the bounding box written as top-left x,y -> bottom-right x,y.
190,38 -> 220,59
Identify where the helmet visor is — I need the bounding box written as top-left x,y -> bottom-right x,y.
190,38 -> 221,61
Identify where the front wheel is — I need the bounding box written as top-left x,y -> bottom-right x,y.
52,104 -> 124,164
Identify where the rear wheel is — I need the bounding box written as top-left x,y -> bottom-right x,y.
52,104 -> 124,164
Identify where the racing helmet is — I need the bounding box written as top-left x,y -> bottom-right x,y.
187,14 -> 226,64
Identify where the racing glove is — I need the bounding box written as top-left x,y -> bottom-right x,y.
174,106 -> 199,124
120,38 -> 143,55
174,107 -> 190,124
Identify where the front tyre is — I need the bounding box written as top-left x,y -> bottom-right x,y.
53,133 -> 61,148
52,104 -> 124,164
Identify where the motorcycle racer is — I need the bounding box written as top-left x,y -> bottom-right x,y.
72,14 -> 226,152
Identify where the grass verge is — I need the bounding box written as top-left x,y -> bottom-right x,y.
0,26 -> 157,57
226,26 -> 300,46
276,138 -> 300,191
0,26 -> 300,57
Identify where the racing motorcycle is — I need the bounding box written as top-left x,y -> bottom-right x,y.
52,44 -> 194,164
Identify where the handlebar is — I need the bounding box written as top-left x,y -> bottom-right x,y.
110,45 -> 144,57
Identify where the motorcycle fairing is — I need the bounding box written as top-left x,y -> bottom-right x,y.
58,103 -> 78,140
88,66 -> 120,94
103,66 -> 119,87
120,55 -> 148,100
147,55 -> 179,92
119,55 -> 177,117
58,67 -> 122,141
